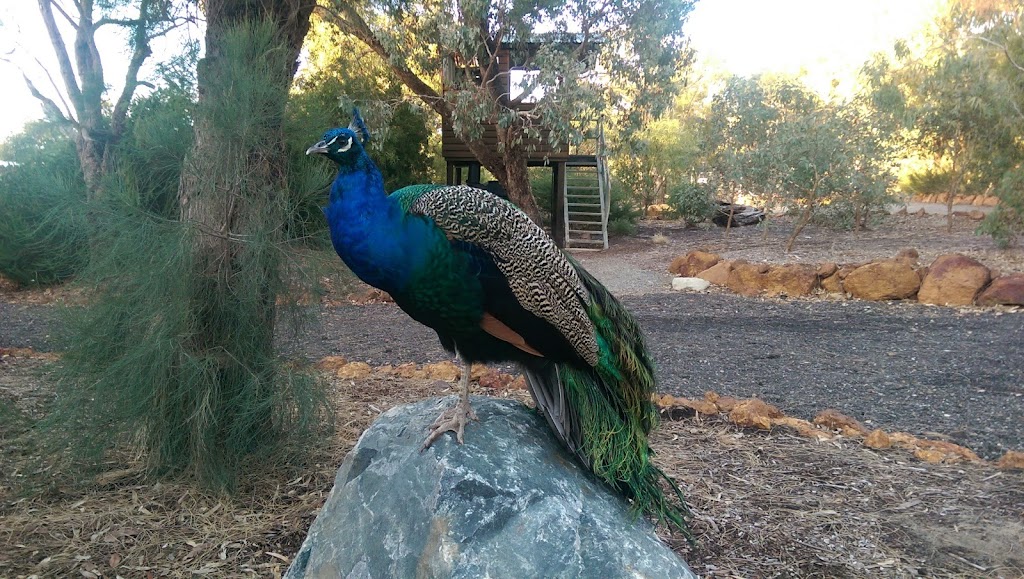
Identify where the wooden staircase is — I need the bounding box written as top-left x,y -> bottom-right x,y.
562,125 -> 610,250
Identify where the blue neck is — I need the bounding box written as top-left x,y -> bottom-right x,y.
322,155 -> 423,293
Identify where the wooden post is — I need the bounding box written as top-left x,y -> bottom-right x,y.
552,162 -> 566,247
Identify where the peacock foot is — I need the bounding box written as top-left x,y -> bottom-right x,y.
420,398 -> 479,450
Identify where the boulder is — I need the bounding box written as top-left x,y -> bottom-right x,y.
918,254 -> 991,306
976,273 -> 1024,306
894,248 -> 919,266
725,260 -> 771,296
820,264 -> 858,294
671,277 -> 711,292
696,259 -> 733,286
668,250 -> 720,277
286,397 -> 695,579
816,262 -> 838,278
761,264 -> 819,297
842,260 -> 921,301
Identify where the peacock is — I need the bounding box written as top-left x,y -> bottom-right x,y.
307,110 -> 691,536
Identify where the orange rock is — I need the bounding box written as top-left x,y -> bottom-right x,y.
508,375 -> 527,390
813,409 -> 869,436
843,260 -> 921,301
729,398 -> 782,430
864,429 -> 892,449
914,439 -> 981,463
704,391 -> 741,412
996,450 -> 1024,470
914,448 -> 948,463
336,361 -> 373,380
476,368 -> 514,389
894,248 -> 919,266
392,362 -> 427,379
772,416 -> 831,439
668,250 -> 721,277
761,264 -> 819,297
977,273 -> 1024,307
697,260 -> 733,286
347,287 -> 394,304
725,260 -> 770,296
653,393 -> 677,408
888,432 -> 920,448
680,397 -> 719,415
316,355 -> 349,371
424,361 -> 460,381
817,262 -> 838,278
918,254 -> 991,306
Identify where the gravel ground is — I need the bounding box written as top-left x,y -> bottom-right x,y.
269,292 -> 1024,460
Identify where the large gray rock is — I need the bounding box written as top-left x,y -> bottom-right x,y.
286,396 -> 695,579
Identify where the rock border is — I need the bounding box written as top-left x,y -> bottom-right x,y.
669,248 -> 1024,308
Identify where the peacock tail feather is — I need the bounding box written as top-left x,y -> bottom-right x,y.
559,257 -> 692,537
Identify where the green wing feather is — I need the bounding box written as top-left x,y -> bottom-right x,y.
560,257 -> 691,537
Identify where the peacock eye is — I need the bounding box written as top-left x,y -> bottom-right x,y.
337,136 -> 353,152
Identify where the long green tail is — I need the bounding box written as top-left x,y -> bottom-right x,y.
526,258 -> 692,539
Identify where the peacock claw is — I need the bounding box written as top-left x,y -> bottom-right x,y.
420,399 -> 479,450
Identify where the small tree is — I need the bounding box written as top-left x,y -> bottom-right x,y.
700,75 -> 898,251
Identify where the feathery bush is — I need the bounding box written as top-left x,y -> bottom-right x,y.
45,20 -> 331,490
0,122 -> 88,286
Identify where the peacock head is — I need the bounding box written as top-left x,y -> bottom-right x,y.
306,127 -> 364,165
306,108 -> 372,165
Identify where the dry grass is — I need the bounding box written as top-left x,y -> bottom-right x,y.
2,357 -> 1023,578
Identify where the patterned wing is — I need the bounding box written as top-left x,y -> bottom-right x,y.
407,185 -> 600,366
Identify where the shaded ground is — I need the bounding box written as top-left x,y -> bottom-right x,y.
1,212 -> 1023,577
1,359 -> 1022,578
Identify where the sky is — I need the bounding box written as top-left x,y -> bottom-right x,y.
0,0 -> 943,142
684,0 -> 942,95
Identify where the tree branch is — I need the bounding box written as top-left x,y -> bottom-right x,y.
37,0 -> 84,113
20,71 -> 74,124
976,34 -> 1024,73
316,4 -> 444,114
110,0 -> 153,138
49,0 -> 79,29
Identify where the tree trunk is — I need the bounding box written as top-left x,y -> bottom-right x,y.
501,143 -> 541,224
176,0 -> 314,454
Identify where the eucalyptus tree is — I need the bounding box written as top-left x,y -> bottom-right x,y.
318,0 -> 695,221
8,0 -> 194,198
701,75 -> 898,251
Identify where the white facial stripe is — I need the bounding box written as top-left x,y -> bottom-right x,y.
326,136 -> 338,146
338,137 -> 353,152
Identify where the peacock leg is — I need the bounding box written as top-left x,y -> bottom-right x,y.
420,355 -> 479,450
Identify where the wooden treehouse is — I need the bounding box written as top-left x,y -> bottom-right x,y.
441,44 -> 610,250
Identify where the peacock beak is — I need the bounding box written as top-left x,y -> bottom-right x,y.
306,140 -> 329,155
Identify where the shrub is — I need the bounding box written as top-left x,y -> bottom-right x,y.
978,167 -> 1024,247
669,180 -> 715,224
0,123 -> 88,285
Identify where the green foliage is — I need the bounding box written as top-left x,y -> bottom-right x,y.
111,78 -> 196,218
612,77 -> 705,220
325,0 -> 696,215
699,74 -> 899,243
887,4 -> 1024,234
978,166 -> 1024,247
669,180 -> 715,224
46,20 -> 331,490
0,121 -> 88,285
607,189 -> 643,236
